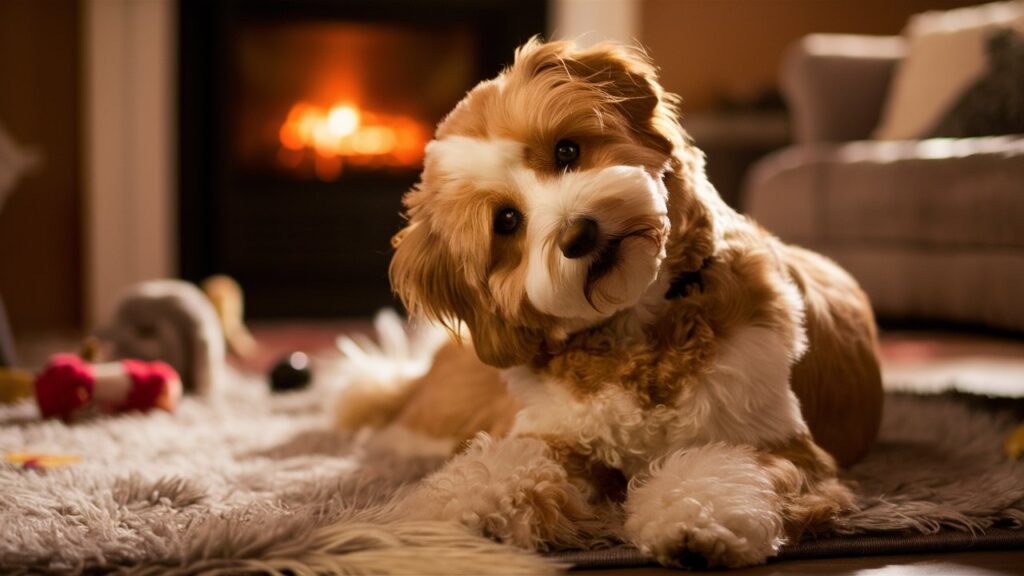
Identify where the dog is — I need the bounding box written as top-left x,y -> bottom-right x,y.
337,38 -> 883,568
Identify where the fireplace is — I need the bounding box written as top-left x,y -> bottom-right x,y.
179,0 -> 546,318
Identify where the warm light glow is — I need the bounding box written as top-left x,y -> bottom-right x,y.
351,126 -> 396,155
326,105 -> 360,137
277,100 -> 428,180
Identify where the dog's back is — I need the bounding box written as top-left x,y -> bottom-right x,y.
782,244 -> 884,466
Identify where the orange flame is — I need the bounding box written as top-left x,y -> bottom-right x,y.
278,101 -> 428,180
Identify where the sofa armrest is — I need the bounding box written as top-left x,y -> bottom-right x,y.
782,34 -> 906,144
745,136 -> 1024,332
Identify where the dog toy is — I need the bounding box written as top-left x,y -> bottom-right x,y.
1005,425 -> 1024,459
98,280 -> 225,397
3,339 -> 91,405
202,275 -> 260,363
34,354 -> 181,420
201,276 -> 315,392
0,367 -> 34,404
270,351 -> 312,392
4,452 -> 80,470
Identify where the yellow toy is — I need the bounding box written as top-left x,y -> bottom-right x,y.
0,367 -> 34,404
1005,425 -> 1024,459
4,452 -> 81,470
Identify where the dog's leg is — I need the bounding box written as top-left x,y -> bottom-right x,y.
623,437 -> 853,568
623,443 -> 787,568
398,434 -> 601,550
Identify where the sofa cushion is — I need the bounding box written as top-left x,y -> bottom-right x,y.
821,247 -> 1024,332
747,136 -> 1024,249
745,136 -> 1024,331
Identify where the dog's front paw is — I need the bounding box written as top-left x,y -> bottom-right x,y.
625,503 -> 774,568
398,434 -> 595,550
623,444 -> 785,568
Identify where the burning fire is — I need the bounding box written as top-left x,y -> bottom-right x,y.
278,101 -> 429,180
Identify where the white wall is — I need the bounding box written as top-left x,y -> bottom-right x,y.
549,0 -> 641,47
83,0 -> 177,327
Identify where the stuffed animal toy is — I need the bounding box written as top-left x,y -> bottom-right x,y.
98,280 -> 225,397
202,274 -> 260,363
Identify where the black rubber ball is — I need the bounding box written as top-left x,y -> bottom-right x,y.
270,351 -> 312,392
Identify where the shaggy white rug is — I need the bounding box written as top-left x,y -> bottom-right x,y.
2,361 -> 1023,573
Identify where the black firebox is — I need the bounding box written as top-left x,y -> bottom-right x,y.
179,0 -> 546,318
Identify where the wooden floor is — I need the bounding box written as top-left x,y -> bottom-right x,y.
577,551 -> 1024,575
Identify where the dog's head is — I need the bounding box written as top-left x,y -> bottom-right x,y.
391,38 -> 713,367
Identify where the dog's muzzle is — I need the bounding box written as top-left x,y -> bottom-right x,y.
558,217 -> 599,259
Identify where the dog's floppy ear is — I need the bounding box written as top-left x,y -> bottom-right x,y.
460,308 -> 543,368
390,220 -> 472,334
515,39 -> 684,156
390,220 -> 542,368
572,43 -> 677,154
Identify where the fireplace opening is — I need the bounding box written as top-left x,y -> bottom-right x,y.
234,21 -> 476,182
179,0 -> 546,319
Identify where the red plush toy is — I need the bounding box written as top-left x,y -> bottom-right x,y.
35,354 -> 181,421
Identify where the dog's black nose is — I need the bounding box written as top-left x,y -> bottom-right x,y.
558,217 -> 599,259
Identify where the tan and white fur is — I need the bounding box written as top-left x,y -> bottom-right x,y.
336,39 -> 883,568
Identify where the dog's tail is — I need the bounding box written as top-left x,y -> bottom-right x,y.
327,309 -> 448,432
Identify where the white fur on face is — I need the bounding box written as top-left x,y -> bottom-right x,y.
425,136 -> 670,324
520,166 -> 669,321
424,136 -> 522,189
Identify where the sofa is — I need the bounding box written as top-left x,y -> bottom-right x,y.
745,33 -> 1024,333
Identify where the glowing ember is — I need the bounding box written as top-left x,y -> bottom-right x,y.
278,101 -> 429,180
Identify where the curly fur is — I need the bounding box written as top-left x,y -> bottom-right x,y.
623,443 -> 786,567
398,435 -> 609,551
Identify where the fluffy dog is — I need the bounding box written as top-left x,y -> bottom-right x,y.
338,39 -> 883,568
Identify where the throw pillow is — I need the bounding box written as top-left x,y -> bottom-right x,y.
873,0 -> 1024,140
928,27 -> 1024,137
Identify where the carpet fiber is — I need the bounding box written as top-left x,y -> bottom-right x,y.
2,368 -> 1023,573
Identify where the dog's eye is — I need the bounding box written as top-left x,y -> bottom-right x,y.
493,208 -> 522,236
554,140 -> 580,169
